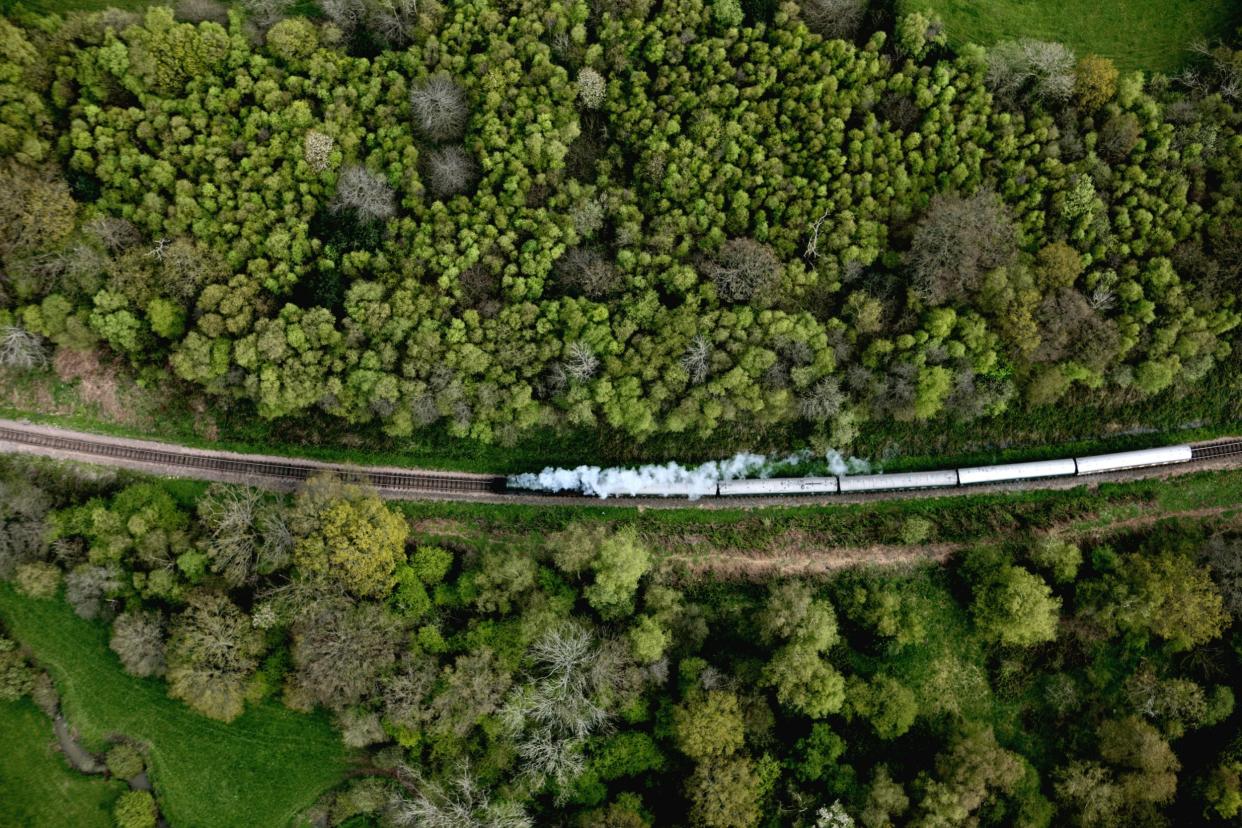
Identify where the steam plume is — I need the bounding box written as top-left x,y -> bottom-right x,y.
507,450 -> 870,499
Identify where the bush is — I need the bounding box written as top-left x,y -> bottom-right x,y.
0,635 -> 35,701
1028,538 -> 1082,583
13,561 -> 60,598
174,0 -> 229,24
113,790 -> 157,828
105,742 -> 145,780
411,545 -> 453,585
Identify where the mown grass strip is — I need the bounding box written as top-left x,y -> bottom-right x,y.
0,585 -> 352,828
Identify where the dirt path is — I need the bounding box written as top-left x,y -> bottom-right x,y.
665,505 -> 1242,580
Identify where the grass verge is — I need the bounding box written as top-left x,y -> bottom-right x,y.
0,698 -> 125,828
0,585 -> 351,828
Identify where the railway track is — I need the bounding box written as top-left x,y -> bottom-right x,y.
1191,440 -> 1242,462
0,421 -> 506,496
1,418 -> 1240,505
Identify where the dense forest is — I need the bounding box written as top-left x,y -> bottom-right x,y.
2,458 -> 1241,827
0,0 -> 1239,450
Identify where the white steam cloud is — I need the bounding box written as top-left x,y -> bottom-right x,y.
507,450 -> 871,499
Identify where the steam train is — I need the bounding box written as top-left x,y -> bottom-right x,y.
619,445 -> 1194,498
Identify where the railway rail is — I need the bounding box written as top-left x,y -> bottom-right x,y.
0,421 -> 506,497
0,418 -> 1240,506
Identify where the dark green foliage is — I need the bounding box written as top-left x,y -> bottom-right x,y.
2,463 -> 1242,826
1,1 -> 1235,446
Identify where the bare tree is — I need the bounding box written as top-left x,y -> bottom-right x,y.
241,0 -> 291,28
798,0 -> 868,40
0,478 -> 51,577
64,564 -> 122,620
425,146 -> 479,200
369,0 -> 419,47
410,74 -> 469,143
290,599 -> 402,710
379,654 -> 439,732
986,40 -> 1076,105
554,247 -> 621,298
333,165 -> 397,222
908,191 -> 1016,304
387,763 -> 533,828
83,216 -> 141,253
681,335 -> 712,384
1201,534 -> 1242,620
318,0 -> 365,35
0,326 -> 48,371
500,624 -> 633,795
562,341 -> 599,383
705,238 -> 781,304
799,377 -> 845,422
110,611 -> 167,678
198,484 -> 291,586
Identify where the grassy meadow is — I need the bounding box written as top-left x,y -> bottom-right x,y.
0,585 -> 352,828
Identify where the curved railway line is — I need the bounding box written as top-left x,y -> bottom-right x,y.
1,418 -> 1241,507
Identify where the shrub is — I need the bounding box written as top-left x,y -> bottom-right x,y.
0,636 -> 35,702
410,74 -> 468,143
113,790 -> 157,828
105,742 -> 145,780
174,0 -> 229,24
411,545 -> 453,585
13,561 -> 60,598
1028,538 -> 1082,583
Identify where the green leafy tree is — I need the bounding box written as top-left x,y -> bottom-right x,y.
165,591 -> 265,721
289,474 -> 408,598
972,564 -> 1060,646
674,689 -> 747,763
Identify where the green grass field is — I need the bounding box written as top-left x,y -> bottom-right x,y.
902,0 -> 1240,72
0,698 -> 125,828
0,586 -> 352,828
